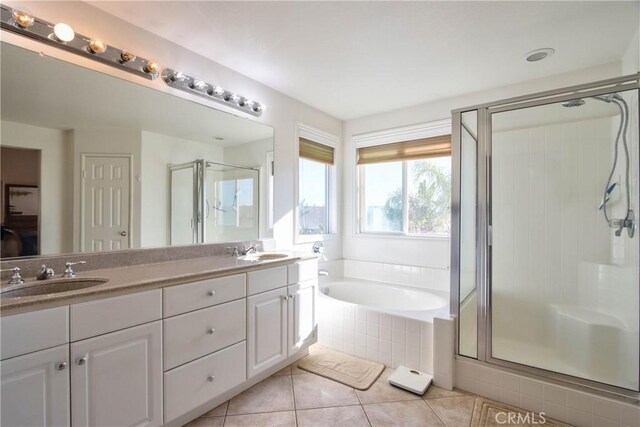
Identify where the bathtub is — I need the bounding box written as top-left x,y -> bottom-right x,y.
319,278 -> 448,322
317,277 -> 450,373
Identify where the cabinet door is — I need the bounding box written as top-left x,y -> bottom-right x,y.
71,321 -> 162,427
1,345 -> 70,427
247,287 -> 288,378
288,283 -> 317,356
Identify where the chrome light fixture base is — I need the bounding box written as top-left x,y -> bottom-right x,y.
161,68 -> 263,117
0,5 -> 159,80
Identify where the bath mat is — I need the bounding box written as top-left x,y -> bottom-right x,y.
297,347 -> 384,390
470,397 -> 572,427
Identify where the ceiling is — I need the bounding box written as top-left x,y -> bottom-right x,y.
89,1 -> 639,120
1,43 -> 273,146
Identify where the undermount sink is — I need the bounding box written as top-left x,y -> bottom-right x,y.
241,253 -> 289,262
0,278 -> 109,298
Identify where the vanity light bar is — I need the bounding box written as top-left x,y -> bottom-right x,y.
161,68 -> 264,117
0,5 -> 159,80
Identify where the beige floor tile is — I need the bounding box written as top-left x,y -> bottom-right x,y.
273,366 -> 292,376
291,363 -> 307,375
201,402 -> 228,418
355,368 -> 421,404
182,416 -> 225,427
426,395 -> 477,426
296,405 -> 371,427
363,400 -> 444,427
223,411 -> 296,427
227,375 -> 294,415
292,373 -> 360,409
423,386 -> 469,400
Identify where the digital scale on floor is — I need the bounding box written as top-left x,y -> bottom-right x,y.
388,366 -> 433,395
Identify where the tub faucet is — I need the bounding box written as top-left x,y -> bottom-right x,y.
312,241 -> 324,254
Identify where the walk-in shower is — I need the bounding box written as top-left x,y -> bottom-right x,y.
452,74 -> 640,398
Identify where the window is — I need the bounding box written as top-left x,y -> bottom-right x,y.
297,136 -> 335,237
358,134 -> 451,236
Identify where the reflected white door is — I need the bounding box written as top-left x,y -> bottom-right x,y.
81,155 -> 131,252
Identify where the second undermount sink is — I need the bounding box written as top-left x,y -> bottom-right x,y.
0,278 -> 109,298
241,253 -> 289,262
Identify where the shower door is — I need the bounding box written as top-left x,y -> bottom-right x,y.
488,88 -> 639,391
169,161 -> 199,245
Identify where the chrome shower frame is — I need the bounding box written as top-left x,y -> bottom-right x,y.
451,73 -> 640,402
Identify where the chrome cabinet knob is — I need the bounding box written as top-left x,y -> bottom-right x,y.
207,375 -> 215,382
56,362 -> 67,371
76,356 -> 87,366
208,290 -> 216,297
207,328 -> 216,334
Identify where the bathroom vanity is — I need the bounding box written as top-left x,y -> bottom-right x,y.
0,254 -> 318,427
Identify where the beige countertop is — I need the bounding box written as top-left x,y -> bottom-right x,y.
0,252 -> 317,316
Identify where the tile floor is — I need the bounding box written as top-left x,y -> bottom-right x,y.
183,347 -> 483,427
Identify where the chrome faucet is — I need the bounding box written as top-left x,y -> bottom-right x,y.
0,267 -> 24,285
37,265 -> 55,280
241,244 -> 257,255
63,261 -> 86,278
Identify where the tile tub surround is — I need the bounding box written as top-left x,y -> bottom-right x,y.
455,358 -> 640,427
317,296 -> 434,376
0,248 -> 316,315
183,347 -> 541,427
342,259 -> 450,292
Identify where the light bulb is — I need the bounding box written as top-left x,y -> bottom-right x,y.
230,94 -> 240,103
12,9 -> 34,28
88,39 -> 107,54
253,103 -> 264,113
120,50 -> 136,63
240,98 -> 253,108
212,86 -> 224,96
144,60 -> 159,74
192,79 -> 207,90
53,23 -> 75,43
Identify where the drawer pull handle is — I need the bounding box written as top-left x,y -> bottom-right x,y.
208,290 -> 216,297
207,375 -> 215,382
56,362 -> 67,371
76,356 -> 87,366
208,328 -> 216,334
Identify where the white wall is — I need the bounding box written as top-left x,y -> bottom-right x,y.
0,120 -> 73,254
342,61 -> 624,270
140,131 -> 224,248
5,0 -> 344,260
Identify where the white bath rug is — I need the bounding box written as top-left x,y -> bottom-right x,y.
297,347 -> 384,390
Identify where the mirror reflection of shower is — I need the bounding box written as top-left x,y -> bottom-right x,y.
562,93 -> 635,237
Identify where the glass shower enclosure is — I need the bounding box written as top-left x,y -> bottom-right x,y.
452,74 -> 639,396
169,159 -> 260,245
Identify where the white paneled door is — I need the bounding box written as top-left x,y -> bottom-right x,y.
81,154 -> 132,252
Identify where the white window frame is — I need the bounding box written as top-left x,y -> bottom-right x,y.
294,123 -> 339,244
353,119 -> 452,240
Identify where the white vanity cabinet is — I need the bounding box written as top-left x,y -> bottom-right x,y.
288,279 -> 317,355
1,345 -> 70,427
70,321 -> 163,427
247,286 -> 289,377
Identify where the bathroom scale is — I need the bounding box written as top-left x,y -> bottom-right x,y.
388,366 -> 432,395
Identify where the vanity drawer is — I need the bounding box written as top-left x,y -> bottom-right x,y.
287,259 -> 319,284
163,274 -> 246,317
164,341 -> 246,423
70,289 -> 162,341
247,266 -> 288,296
1,306 -> 69,360
164,299 -> 246,370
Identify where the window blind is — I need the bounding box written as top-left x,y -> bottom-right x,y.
299,138 -> 334,165
357,134 -> 451,165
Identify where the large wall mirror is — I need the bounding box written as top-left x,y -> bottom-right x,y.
0,42 -> 274,259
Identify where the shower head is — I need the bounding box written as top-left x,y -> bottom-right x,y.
562,99 -> 585,108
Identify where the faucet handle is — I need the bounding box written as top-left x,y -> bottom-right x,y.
226,246 -> 239,258
63,261 -> 86,278
0,267 -> 24,285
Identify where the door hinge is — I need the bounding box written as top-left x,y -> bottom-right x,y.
488,225 -> 493,246
82,170 -> 87,179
